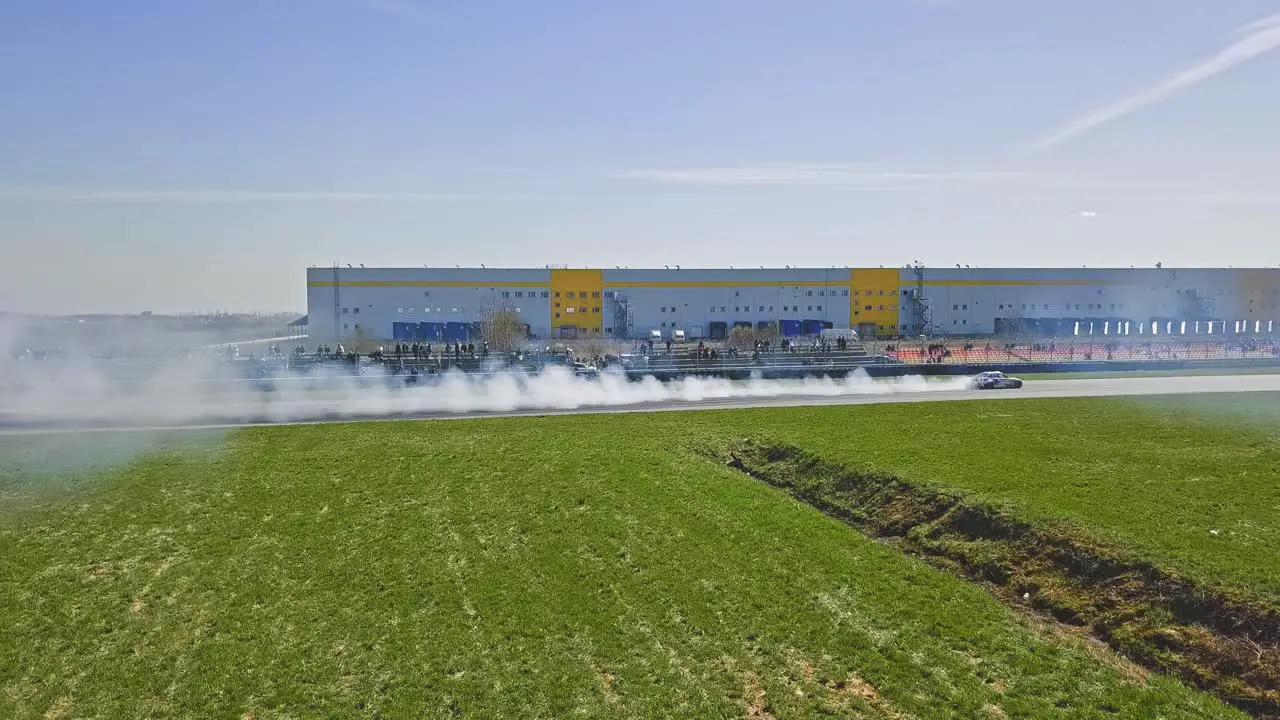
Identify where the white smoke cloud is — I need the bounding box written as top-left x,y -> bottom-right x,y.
0,313 -> 972,435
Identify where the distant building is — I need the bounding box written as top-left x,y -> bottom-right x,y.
305,266 -> 1280,341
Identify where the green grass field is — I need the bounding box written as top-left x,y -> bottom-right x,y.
1017,366 -> 1280,381
4,393 -> 1280,718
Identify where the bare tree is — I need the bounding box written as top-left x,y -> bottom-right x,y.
727,325 -> 757,349
569,337 -> 612,361
476,302 -> 528,353
756,321 -> 781,346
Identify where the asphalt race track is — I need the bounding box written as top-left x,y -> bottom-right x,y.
1,373 -> 1278,436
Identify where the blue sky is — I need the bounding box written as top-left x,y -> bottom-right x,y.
2,0 -> 1279,313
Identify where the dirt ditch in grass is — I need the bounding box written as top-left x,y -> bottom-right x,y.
713,439 -> 1280,719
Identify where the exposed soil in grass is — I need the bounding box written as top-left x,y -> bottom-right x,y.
716,439 -> 1280,718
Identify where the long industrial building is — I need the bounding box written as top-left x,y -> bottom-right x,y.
305,265 -> 1280,342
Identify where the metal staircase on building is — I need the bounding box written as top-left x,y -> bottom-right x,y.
612,292 -> 634,339
909,262 -> 935,337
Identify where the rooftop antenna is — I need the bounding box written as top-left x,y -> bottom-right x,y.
665,265 -> 670,269
481,264 -> 485,268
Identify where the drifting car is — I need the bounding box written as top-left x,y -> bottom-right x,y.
969,370 -> 1024,390
572,362 -> 600,378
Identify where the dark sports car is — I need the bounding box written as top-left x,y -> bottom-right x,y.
970,370 -> 1024,390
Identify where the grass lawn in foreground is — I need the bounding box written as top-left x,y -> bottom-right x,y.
0,408 -> 1246,719
697,392 -> 1280,599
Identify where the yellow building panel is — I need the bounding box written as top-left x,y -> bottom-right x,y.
848,268 -> 901,337
1235,269 -> 1279,318
550,269 -> 604,335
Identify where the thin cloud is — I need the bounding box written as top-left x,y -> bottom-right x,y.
0,188 -> 482,203
610,164 -> 1280,206
1025,11 -> 1280,154
612,164 -> 1039,188
363,0 -> 430,24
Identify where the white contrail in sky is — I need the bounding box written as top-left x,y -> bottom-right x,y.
1026,12 -> 1280,154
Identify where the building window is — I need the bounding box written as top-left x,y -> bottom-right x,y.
407,308 -> 415,313
962,304 -> 967,310
807,306 -> 812,312
342,308 -> 349,314
515,307 -> 521,313
555,312 -> 560,318
759,306 -> 764,312
423,291 -> 431,297
735,291 -> 740,297
515,291 -> 523,298
709,306 -> 716,313
424,307 -> 431,313
721,307 -> 727,312
451,307 -> 458,312
605,291 -> 614,298
806,291 -> 813,297
953,305 -> 958,311
878,305 -> 885,311
792,305 -> 799,312
579,307 -> 586,313
843,290 -> 850,296
567,292 -> 575,299
542,292 -> 549,298
566,307 -> 575,314
592,291 -> 600,298
502,291 -> 510,298
397,307 -> 404,313
555,302 -> 561,308
592,307 -> 600,313
769,306 -> 774,312
865,305 -> 872,311
819,291 -> 825,297
817,305 -> 823,311
554,292 -> 560,298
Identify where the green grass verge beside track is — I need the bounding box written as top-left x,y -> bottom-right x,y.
4,394 -> 1277,718
1017,366 -> 1280,381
